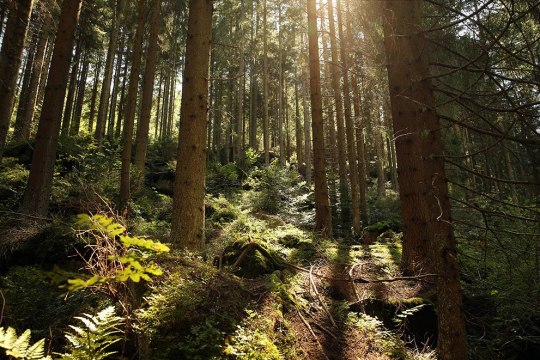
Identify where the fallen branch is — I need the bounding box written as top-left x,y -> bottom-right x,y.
309,265 -> 337,328
297,310 -> 330,360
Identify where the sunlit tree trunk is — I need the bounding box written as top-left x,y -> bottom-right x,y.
88,54 -> 102,133
119,0 -> 145,211
170,0 -> 213,251
381,1 -> 467,358
21,0 -> 83,216
307,0 -> 332,237
0,0 -> 34,160
61,37 -> 82,136
294,81 -> 303,165
13,31 -> 37,142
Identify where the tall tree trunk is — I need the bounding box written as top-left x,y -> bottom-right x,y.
70,51 -> 89,136
61,37 -> 82,136
88,54 -> 102,133
262,0 -> 269,166
107,32 -> 125,138
115,42 -> 129,139
170,0 -> 213,251
119,0 -> 146,211
133,0 -> 160,192
336,0 -> 360,233
95,0 -> 124,143
381,1 -> 468,358
13,31 -> 37,142
294,80 -> 303,165
233,40 -> 244,163
21,0 -> 83,216
307,0 -> 332,237
345,0 -> 368,225
0,0 -> 34,160
15,26 -> 49,142
327,0 -> 350,227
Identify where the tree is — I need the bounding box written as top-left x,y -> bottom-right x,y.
0,0 -> 34,160
21,0 -> 84,216
307,0 -> 332,237
170,0 -> 213,251
119,0 -> 146,210
381,0 -> 467,358
134,0 -> 161,192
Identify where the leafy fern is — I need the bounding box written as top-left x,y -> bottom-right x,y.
0,327 -> 51,360
57,306 -> 123,360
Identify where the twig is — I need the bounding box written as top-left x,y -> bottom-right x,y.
349,263 -> 362,303
0,289 -> 5,325
297,311 -> 330,360
303,310 -> 338,341
309,265 -> 337,328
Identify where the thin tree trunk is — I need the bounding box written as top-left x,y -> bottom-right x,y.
345,0 -> 368,225
336,0 -> 360,233
170,0 -> 213,251
327,0 -> 350,226
119,0 -> 145,211
16,27 -> 48,142
115,42 -> 129,138
70,51 -> 89,136
307,0 -> 332,237
0,0 -> 34,160
88,54 -> 102,133
95,0 -> 124,143
263,0 -> 269,166
13,32 -> 37,142
107,32 -> 125,138
61,37 -> 82,136
295,80 -> 303,165
134,0 -> 160,192
21,0 -> 83,216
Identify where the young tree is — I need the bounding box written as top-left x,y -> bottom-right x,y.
381,0 -> 467,358
22,0 -> 84,216
307,0 -> 332,237
170,0 -> 213,251
0,0 -> 34,160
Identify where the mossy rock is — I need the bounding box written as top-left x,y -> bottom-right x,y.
222,239 -> 281,278
277,233 -> 302,247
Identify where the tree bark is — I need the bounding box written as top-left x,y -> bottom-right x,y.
170,0 -> 213,251
262,0 -> 269,166
381,1 -> 468,358
0,0 -> 34,160
134,0 -> 160,192
307,0 -> 332,237
70,50 -> 89,136
119,0 -> 146,211
95,0 -> 124,143
336,0 -> 360,233
21,0 -> 83,216
327,0 -> 351,227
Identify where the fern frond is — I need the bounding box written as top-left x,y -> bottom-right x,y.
0,327 -> 51,359
58,306 -> 124,360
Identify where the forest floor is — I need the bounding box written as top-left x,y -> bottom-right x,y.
0,144 -> 438,359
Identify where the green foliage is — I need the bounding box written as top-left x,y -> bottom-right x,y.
366,189 -> 402,230
171,319 -> 225,360
0,327 -> 51,360
207,196 -> 240,226
247,160 -> 292,215
52,214 -> 169,291
223,311 -> 282,360
207,162 -> 241,195
57,306 -> 123,360
0,266 -> 91,341
0,158 -> 29,209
